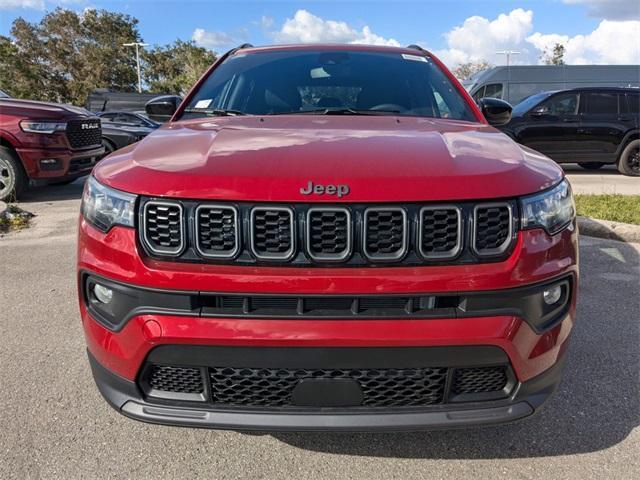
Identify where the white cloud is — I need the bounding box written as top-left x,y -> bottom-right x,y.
192,28 -> 236,52
435,9 -> 536,66
527,20 -> 640,64
259,15 -> 274,30
0,0 -> 45,9
436,8 -> 640,67
273,9 -> 400,47
562,0 -> 640,21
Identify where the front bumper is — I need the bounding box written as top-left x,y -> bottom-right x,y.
89,349 -> 565,431
78,219 -> 578,430
17,145 -> 104,180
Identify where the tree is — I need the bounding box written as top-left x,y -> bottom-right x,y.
143,40 -> 216,95
452,60 -> 493,81
3,8 -> 141,104
542,43 -> 566,65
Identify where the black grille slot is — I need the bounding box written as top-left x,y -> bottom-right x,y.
196,205 -> 238,258
147,365 -> 204,394
419,207 -> 461,259
251,207 -> 294,259
363,208 -> 407,260
474,204 -> 512,255
304,297 -> 353,312
452,366 -> 508,394
208,366 -> 448,408
66,119 -> 102,149
142,201 -> 184,255
359,297 -> 410,311
307,208 -> 351,260
250,297 -> 298,311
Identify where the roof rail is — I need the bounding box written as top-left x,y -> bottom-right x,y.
236,43 -> 254,50
406,44 -> 427,53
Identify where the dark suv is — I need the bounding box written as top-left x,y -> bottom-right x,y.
501,87 -> 640,176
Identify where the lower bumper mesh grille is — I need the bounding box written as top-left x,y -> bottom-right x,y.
144,363 -> 510,408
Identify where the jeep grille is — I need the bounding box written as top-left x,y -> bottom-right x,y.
139,199 -> 516,266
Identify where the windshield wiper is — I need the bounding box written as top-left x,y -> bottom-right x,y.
270,108 -> 402,116
183,108 -> 248,116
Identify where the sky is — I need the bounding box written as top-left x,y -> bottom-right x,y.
1,0 -> 639,67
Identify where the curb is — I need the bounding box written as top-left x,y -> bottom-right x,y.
578,216 -> 640,243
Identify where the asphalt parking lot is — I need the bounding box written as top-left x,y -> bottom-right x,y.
0,176 -> 638,479
563,164 -> 639,195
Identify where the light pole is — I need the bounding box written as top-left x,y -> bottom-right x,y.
495,50 -> 521,67
123,42 -> 149,93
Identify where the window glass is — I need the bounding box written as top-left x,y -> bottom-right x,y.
472,86 -> 485,103
182,50 -> 477,121
512,92 -> 552,116
539,92 -> 579,115
433,91 -> 452,118
583,92 -> 618,115
483,83 -> 503,99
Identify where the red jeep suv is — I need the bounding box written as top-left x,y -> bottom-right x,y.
78,44 -> 578,431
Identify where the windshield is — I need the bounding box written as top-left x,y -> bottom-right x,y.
512,92 -> 553,116
179,50 -> 477,121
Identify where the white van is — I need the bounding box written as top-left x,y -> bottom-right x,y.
463,65 -> 640,105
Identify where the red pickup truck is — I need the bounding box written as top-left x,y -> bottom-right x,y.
0,96 -> 104,201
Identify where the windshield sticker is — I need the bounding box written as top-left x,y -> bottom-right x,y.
195,99 -> 212,109
402,54 -> 427,62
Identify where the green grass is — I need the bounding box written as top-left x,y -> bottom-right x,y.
574,195 -> 640,225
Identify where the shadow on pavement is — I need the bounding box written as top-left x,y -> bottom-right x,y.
562,163 -> 619,176
273,239 -> 639,459
20,178 -> 86,203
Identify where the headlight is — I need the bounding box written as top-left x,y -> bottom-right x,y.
19,120 -> 67,134
81,176 -> 136,232
520,179 -> 575,235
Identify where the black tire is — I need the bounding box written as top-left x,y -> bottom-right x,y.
0,146 -> 27,202
617,139 -> 640,176
101,138 -> 115,158
578,162 -> 605,170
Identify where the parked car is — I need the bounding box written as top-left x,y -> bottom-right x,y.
100,123 -> 153,157
463,65 -> 640,105
98,112 -> 158,156
79,43 -> 578,431
97,111 -> 160,129
0,97 -> 104,201
500,87 -> 640,175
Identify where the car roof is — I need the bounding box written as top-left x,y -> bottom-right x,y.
548,86 -> 639,94
232,43 -> 433,57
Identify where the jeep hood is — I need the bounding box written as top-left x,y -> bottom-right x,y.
95,116 -> 562,202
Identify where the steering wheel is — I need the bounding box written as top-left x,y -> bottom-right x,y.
369,103 -> 405,112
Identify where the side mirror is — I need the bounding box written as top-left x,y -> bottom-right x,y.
145,95 -> 182,122
479,97 -> 512,126
530,106 -> 549,117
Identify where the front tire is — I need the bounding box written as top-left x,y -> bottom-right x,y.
579,162 -> 605,170
617,140 -> 640,176
0,146 -> 27,202
101,138 -> 115,158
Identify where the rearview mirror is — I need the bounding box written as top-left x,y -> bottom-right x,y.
145,95 -> 182,122
478,97 -> 512,126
